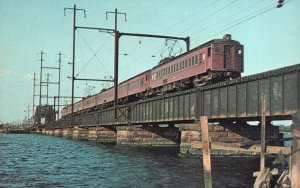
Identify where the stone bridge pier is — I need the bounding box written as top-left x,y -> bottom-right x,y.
116,125 -> 179,146
179,121 -> 282,156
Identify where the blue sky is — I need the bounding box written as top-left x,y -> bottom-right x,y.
0,0 -> 299,123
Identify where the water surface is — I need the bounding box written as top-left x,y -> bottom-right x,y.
0,134 -> 261,187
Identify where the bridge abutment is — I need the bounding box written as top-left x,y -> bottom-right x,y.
116,125 -> 179,147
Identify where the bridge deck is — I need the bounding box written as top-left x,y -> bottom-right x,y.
53,64 -> 300,128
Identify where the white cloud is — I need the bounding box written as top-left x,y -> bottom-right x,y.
22,73 -> 34,80
0,69 -> 12,78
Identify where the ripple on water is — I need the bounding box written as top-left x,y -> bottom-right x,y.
0,134 -> 260,187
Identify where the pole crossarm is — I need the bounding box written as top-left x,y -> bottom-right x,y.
75,26 -> 115,33
106,10 -> 127,21
119,32 -> 190,51
42,66 -> 59,70
64,7 -> 86,17
74,78 -> 114,82
41,81 -> 59,84
41,95 -> 83,99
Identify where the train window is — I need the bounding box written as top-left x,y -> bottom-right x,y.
208,47 -> 211,57
237,49 -> 242,55
224,46 -> 231,54
198,53 -> 202,63
215,47 -> 221,53
192,56 -> 195,65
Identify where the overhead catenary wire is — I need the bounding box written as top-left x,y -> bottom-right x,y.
188,0 -> 269,37
127,0 -> 239,67
178,0 -> 239,35
76,30 -> 112,77
194,0 -> 290,44
75,34 -> 111,77
122,0 -> 287,74
164,0 -> 220,31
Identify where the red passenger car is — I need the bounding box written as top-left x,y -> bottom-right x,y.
150,34 -> 243,93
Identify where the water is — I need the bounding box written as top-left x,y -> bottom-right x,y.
0,134 -> 261,188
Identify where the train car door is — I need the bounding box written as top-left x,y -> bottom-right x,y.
224,45 -> 233,69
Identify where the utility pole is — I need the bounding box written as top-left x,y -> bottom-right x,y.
106,8 -> 127,120
57,52 -> 62,119
38,51 -> 45,126
32,72 -> 36,126
46,73 -> 49,104
64,4 -> 86,125
27,105 -> 30,125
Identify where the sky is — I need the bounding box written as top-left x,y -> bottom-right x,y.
0,0 -> 299,123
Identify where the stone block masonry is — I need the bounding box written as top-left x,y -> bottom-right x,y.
72,126 -> 89,140
116,125 -> 179,147
88,127 -> 116,143
39,121 -> 282,157
63,128 -> 73,138
179,122 -> 282,156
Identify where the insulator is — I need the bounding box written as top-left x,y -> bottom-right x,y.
278,0 -> 284,3
277,3 -> 283,8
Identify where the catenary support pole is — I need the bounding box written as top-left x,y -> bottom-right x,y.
38,51 -> 45,126
32,72 -> 36,126
57,52 -> 62,119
